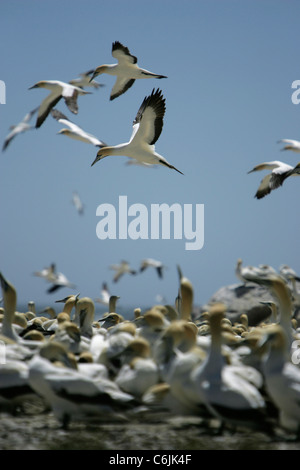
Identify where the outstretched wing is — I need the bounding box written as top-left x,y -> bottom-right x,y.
130,88 -> 165,146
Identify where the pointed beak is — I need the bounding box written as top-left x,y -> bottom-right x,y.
91,154 -> 102,166
89,72 -> 97,83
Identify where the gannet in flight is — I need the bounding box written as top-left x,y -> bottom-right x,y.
140,258 -> 165,279
91,88 -> 183,174
47,271 -> 77,294
33,263 -> 57,283
29,80 -> 91,128
72,191 -> 84,215
95,282 -> 110,306
69,70 -> 104,89
89,41 -> 167,100
109,261 -> 137,283
278,139 -> 300,153
51,109 -> 106,147
2,107 -> 38,151
247,160 -> 300,199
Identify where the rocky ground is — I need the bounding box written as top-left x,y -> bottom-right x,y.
1,406 -> 300,451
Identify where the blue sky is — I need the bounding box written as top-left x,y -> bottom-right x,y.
1,0 -> 300,313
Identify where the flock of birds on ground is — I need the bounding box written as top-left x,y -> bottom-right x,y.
1,259 -> 300,438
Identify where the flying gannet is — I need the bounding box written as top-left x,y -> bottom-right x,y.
69,70 -> 104,89
278,139 -> 300,153
33,263 -> 57,283
109,261 -> 137,283
89,41 -> 167,100
47,272 -> 77,294
140,258 -> 165,279
91,88 -> 183,174
2,107 -> 38,151
72,191 -> 84,215
51,109 -> 106,147
247,160 -> 300,199
29,80 -> 91,128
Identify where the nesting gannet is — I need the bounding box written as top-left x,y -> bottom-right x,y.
53,321 -> 86,354
2,107 -> 38,151
136,309 -> 169,353
91,88 -> 183,174
0,273 -> 46,353
177,266 -> 193,321
55,293 -> 80,316
278,139 -> 300,152
109,260 -> 137,283
28,341 -> 135,427
152,320 -> 207,414
72,191 -> 84,215
261,325 -> 300,432
69,70 -> 104,89
0,272 -> 20,341
51,109 -> 106,147
73,297 -> 95,339
189,304 -> 266,429
98,312 -> 123,329
115,337 -> 159,398
248,160 -> 300,199
89,41 -> 167,101
140,258 -> 165,279
29,80 -> 91,128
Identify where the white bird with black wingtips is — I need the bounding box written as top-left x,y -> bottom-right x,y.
247,160 -> 300,199
91,88 -> 183,174
29,80 -> 91,128
89,41 -> 167,100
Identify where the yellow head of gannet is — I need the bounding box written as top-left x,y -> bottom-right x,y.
0,272 -> 19,341
177,266 -> 194,321
74,297 -> 95,338
55,293 -> 80,315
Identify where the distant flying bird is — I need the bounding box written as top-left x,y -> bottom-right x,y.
69,70 -> 105,90
140,258 -> 165,279
72,191 -> 84,215
29,80 -> 91,128
109,261 -> 137,283
247,160 -> 300,199
33,263 -> 57,283
34,263 -> 76,293
278,139 -> 300,152
51,109 -> 106,147
2,107 -> 38,151
47,271 -> 76,294
95,282 -> 110,305
91,88 -> 183,174
89,41 -> 167,101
